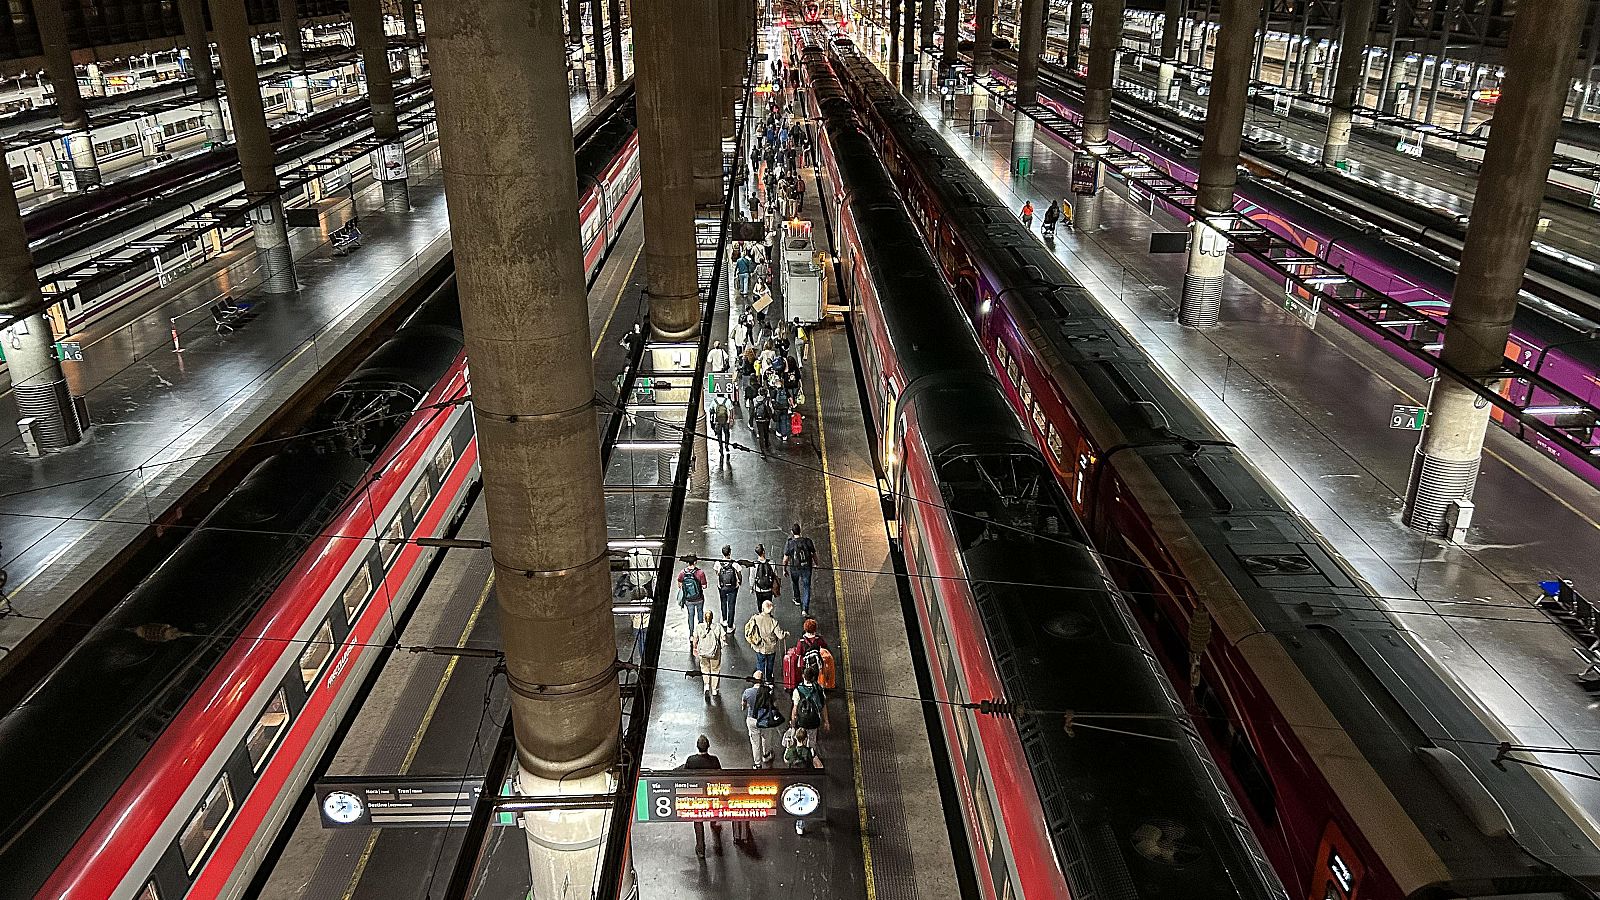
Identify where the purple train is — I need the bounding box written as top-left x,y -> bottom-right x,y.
989,68 -> 1600,488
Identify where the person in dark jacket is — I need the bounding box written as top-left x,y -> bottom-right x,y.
683,735 -> 723,857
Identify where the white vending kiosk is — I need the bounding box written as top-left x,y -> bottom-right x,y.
780,220 -> 823,324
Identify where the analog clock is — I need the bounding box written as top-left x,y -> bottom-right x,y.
781,782 -> 820,817
322,790 -> 366,825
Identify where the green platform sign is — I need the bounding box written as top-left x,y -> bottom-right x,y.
1391,404 -> 1426,430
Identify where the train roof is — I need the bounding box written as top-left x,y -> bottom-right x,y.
0,451 -> 369,896
832,32 -> 1600,895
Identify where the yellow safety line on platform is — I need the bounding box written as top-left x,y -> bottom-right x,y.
811,337 -> 879,900
593,241 -> 644,358
341,569 -> 494,900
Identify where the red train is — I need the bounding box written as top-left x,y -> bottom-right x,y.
796,27 -> 1286,900
0,99 -> 644,900
825,31 -> 1600,900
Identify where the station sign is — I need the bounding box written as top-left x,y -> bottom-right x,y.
1391,404 -> 1427,430
314,776 -> 481,829
56,340 -> 83,362
634,769 -> 823,823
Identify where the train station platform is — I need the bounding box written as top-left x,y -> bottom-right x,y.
0,129 -> 454,673
253,52 -> 959,898
881,48 -> 1600,827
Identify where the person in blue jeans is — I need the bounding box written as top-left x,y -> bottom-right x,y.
677,557 -> 708,650
783,523 -> 818,616
735,251 -> 753,296
743,600 -> 787,684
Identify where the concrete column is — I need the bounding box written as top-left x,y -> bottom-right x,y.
719,0 -> 742,142
423,1 -> 620,886
1178,0 -> 1261,328
178,0 -> 228,145
1010,0 -> 1045,175
1321,0 -> 1374,167
275,0 -> 313,117
1066,0 -> 1085,70
352,0 -> 408,212
0,178 -> 78,449
1081,0 -> 1125,144
401,0 -> 425,78
34,0 -> 98,191
688,1 -> 723,208
1383,52 -> 1409,114
942,0 -> 960,71
590,0 -> 609,92
1158,0 -> 1182,102
920,0 -> 938,80
635,0 -> 701,338
609,0 -> 625,76
974,0 -> 996,75
210,0 -> 297,293
901,0 -> 917,90
888,0 -> 901,84
1402,0 -> 1588,537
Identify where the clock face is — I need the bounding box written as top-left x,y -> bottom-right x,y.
781,783 -> 820,817
323,790 -> 366,825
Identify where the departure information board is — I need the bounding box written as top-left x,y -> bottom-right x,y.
634,769 -> 823,823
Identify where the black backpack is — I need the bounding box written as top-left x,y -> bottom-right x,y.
754,560 -> 776,590
792,537 -> 814,568
718,560 -> 738,589
794,684 -> 823,730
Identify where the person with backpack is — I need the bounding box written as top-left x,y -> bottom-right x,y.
751,390 -> 773,454
791,618 -> 836,690
783,725 -> 821,834
783,523 -> 818,615
692,610 -> 724,699
742,670 -> 785,771
1042,199 -> 1061,237
792,666 -> 830,735
792,318 -> 809,369
735,252 -> 753,296
751,544 -> 779,609
709,394 -> 733,457
714,545 -> 742,634
743,598 -> 788,683
677,557 -> 708,645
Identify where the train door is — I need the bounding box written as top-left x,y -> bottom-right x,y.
880,376 -> 902,492
29,146 -> 55,191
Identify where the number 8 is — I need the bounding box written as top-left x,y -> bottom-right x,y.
655,797 -> 673,818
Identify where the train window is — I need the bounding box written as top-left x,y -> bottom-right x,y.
138,882 -> 159,900
974,774 -> 999,850
1000,877 -> 1015,900
298,620 -> 336,689
407,478 -> 431,525
1046,425 -> 1063,463
1020,382 -> 1033,412
381,515 -> 405,565
1032,408 -> 1047,435
245,689 -> 290,770
432,439 -> 456,483
179,774 -> 234,872
343,561 -> 373,622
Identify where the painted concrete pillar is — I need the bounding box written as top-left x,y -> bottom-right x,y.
178,0 -> 229,144
210,0 -> 297,292
1322,0 -> 1374,167
1158,0 -> 1182,102
634,0 -> 702,338
34,0 -> 99,191
423,0 -> 620,889
401,0 -> 425,78
1403,0 -> 1588,536
276,0 -> 313,116
1178,0 -> 1262,328
352,0 -> 407,212
974,0 -> 996,75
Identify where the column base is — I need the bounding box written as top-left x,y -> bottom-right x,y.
1179,273 -> 1224,327
382,179 -> 411,213
16,377 -> 81,451
1403,450 -> 1480,536
250,200 -> 298,294
1321,140 -> 1349,168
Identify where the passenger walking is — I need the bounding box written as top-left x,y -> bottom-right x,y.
783,523 -> 818,615
692,610 -> 724,699
710,394 -> 733,456
677,557 -> 708,645
735,252 -> 753,296
743,598 -> 788,683
793,319 -> 810,368
1021,200 -> 1034,227
715,545 -> 742,633
751,544 -> 779,610
1043,200 -> 1061,237
792,666 -> 830,734
752,390 -> 773,454
683,735 -> 724,857
742,670 -> 785,770
783,726 -> 822,834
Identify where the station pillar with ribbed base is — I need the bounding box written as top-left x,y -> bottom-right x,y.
402,0 -> 425,78
941,0 -> 960,72
1157,0 -> 1182,103
352,0 -> 409,212
422,1 -> 620,891
35,0 -> 99,191
1178,0 -> 1261,328
1321,0 -> 1374,168
635,0 -> 702,339
277,0 -> 313,117
179,0 -> 229,145
210,0 -> 298,293
0,155 -> 78,449
1082,0 -> 1123,146
1011,0 -> 1045,175
1403,0 -> 1587,537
